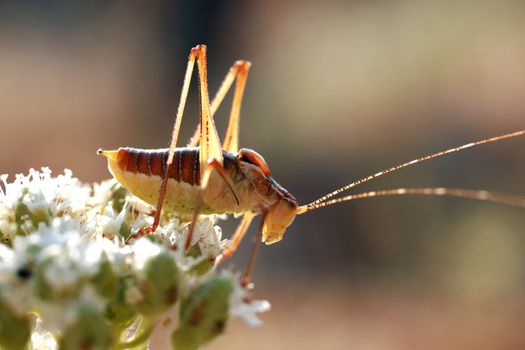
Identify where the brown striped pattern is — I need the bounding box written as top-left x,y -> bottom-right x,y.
117,147 -> 204,186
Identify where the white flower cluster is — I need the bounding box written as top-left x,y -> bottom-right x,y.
0,168 -> 269,350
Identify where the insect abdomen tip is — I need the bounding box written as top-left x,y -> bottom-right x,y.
97,149 -> 120,162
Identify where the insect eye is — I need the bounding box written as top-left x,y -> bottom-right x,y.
238,148 -> 271,176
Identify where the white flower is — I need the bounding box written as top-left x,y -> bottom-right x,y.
29,318 -> 57,350
131,238 -> 162,272
0,168 -> 91,240
196,216 -> 228,258
173,215 -> 230,260
0,243 -> 31,315
97,204 -> 128,238
222,271 -> 271,327
88,179 -> 119,208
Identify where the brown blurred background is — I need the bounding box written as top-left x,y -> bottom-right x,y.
1,1 -> 525,349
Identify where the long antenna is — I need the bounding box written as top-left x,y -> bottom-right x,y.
306,129 -> 525,208
297,187 -> 525,214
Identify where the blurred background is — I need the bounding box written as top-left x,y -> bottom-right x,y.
1,1 -> 525,349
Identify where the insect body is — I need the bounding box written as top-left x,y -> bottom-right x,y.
99,44 -> 525,284
99,146 -> 298,243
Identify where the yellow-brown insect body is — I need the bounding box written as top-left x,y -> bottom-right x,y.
99,147 -> 298,239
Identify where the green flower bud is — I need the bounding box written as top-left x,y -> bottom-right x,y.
0,229 -> 7,245
136,252 -> 180,316
104,279 -> 138,327
91,255 -> 118,299
34,257 -> 82,302
15,201 -> 50,236
118,221 -> 131,239
109,185 -> 128,214
0,297 -> 30,350
33,259 -> 55,301
172,277 -> 233,350
187,246 -> 214,276
59,305 -> 111,350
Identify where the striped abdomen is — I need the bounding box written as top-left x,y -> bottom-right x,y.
101,146 -> 251,215
116,147 -> 203,186
100,146 -> 298,222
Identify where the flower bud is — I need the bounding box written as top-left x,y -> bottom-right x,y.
34,257 -> 82,302
136,252 -> 180,316
104,279 -> 138,327
0,298 -> 30,350
172,277 -> 233,350
187,246 -> 214,276
15,201 -> 50,236
118,221 -> 131,239
109,185 -> 127,214
91,255 -> 118,299
59,305 -> 111,350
